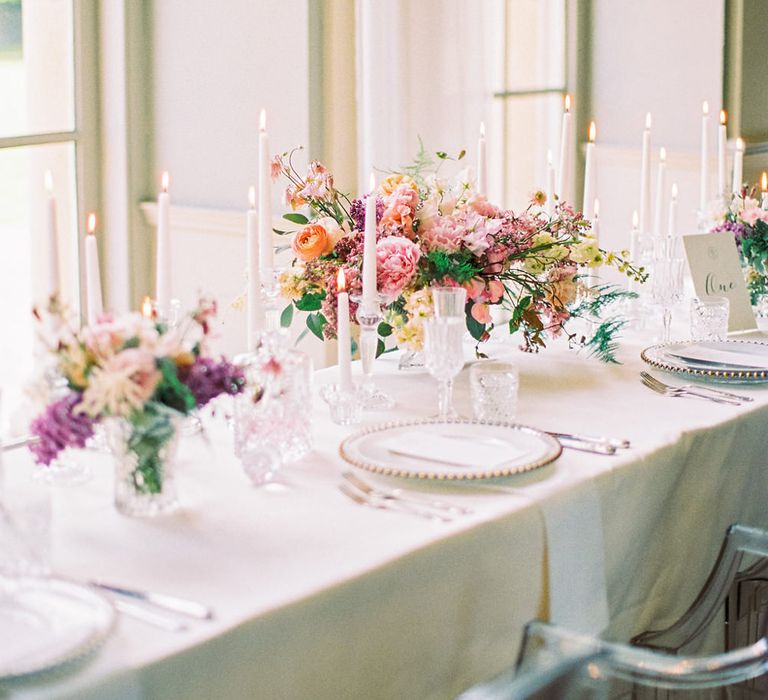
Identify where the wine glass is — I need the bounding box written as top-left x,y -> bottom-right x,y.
651,257 -> 685,342
424,318 -> 466,419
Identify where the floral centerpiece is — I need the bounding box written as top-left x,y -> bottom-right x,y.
30,298 -> 244,515
709,186 -> 768,310
274,145 -> 645,362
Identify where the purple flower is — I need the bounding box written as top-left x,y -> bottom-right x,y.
29,393 -> 95,466
179,357 -> 245,408
713,219 -> 747,240
349,195 -> 385,231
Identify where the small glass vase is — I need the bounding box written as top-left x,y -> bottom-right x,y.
105,415 -> 181,517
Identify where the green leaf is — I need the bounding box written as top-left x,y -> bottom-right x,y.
375,339 -> 386,357
295,291 -> 326,311
283,213 -> 309,225
377,322 -> 393,337
272,228 -> 292,235
508,295 -> 532,334
306,312 -> 327,340
350,338 -> 358,356
280,304 -> 294,328
153,357 -> 196,414
294,327 -> 310,345
457,149 -> 466,160
436,151 -> 448,160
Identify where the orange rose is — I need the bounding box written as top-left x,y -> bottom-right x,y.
291,224 -> 335,262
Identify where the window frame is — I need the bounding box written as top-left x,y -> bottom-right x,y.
0,0 -> 101,317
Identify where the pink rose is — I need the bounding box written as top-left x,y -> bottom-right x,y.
376,236 -> 421,299
470,303 -> 492,324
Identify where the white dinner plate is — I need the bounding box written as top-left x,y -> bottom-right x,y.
641,340 -> 768,384
0,577 -> 116,681
339,419 -> 562,480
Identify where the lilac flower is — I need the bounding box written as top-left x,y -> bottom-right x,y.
713,219 -> 747,240
179,357 -> 245,407
349,195 -> 385,231
29,393 -> 95,466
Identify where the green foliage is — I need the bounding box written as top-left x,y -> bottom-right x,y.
421,250 -> 480,285
573,283 -> 636,318
280,304 -> 294,328
306,312 -> 327,340
508,295 -> 532,335
377,322 -> 393,337
585,318 -> 626,364
295,291 -> 326,311
127,404 -> 178,495
283,213 -> 309,225
153,357 -> 196,415
376,339 -> 386,358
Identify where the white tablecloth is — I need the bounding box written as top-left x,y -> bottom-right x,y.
5,333 -> 768,699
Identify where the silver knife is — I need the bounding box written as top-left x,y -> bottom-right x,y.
113,599 -> 189,632
90,581 -> 214,620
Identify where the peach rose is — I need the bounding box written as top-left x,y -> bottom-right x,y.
380,173 -> 419,196
291,223 -> 336,262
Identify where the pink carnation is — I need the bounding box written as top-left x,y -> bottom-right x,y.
376,236 -> 421,299
469,196 -> 499,217
420,214 -> 465,253
462,212 -> 502,255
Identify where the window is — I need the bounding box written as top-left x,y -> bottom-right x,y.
494,0 -> 569,206
0,0 -> 98,429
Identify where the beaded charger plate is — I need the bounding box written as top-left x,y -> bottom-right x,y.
0,577 -> 115,681
339,418 -> 562,480
641,340 -> 768,384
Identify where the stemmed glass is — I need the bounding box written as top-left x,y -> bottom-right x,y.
651,257 -> 685,342
424,287 -> 466,420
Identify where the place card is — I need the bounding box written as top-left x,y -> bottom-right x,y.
682,232 -> 757,332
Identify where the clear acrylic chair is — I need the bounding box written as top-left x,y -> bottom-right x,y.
458,524 -> 768,699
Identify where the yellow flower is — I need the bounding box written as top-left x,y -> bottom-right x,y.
380,173 -> 419,196
570,239 -> 601,265
523,258 -> 546,275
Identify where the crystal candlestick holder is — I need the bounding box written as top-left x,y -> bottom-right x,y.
320,384 -> 362,425
350,295 -> 395,410
262,267 -> 286,331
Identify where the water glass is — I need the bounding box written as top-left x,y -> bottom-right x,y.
690,296 -> 729,341
470,361 -> 519,422
651,258 -> 685,342
0,459 -> 51,576
424,317 -> 465,419
432,286 -> 467,319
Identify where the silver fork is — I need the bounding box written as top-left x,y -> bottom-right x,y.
342,471 -> 472,515
639,371 -> 754,403
338,484 -> 453,522
640,373 -> 741,405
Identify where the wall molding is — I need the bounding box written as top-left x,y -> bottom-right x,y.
140,202 -> 296,239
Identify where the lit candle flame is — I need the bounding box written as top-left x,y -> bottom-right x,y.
141,296 -> 153,319
645,112 -> 652,129
248,185 -> 256,209
736,137 -> 744,151
564,94 -> 571,113
44,170 -> 53,194
632,210 -> 639,228
588,121 -> 596,143
660,146 -> 667,162
720,109 -> 727,125
161,171 -> 169,192
337,267 -> 346,292
479,121 -> 485,138
702,101 -> 709,115
87,213 -> 97,235
259,108 -> 267,132
369,172 -> 376,193
671,182 -> 678,199
762,172 -> 767,193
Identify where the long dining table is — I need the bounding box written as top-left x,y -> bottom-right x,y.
6,330 -> 768,700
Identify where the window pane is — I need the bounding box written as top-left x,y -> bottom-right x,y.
502,93 -> 563,208
0,141 -> 78,428
503,0 -> 566,92
0,0 -> 74,138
